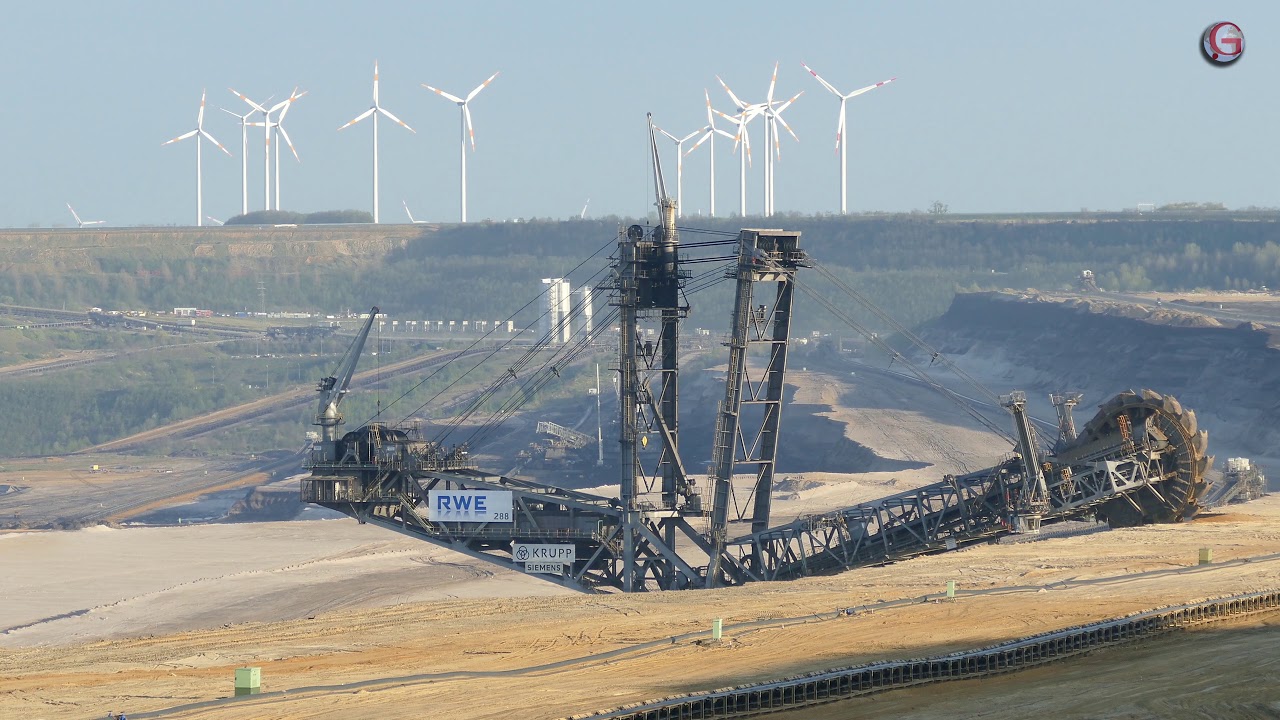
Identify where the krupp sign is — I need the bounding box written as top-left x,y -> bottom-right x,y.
512,543 -> 576,564
427,490 -> 513,523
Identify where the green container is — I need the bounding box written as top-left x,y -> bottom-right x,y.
235,667 -> 261,696
711,618 -> 723,641
1199,547 -> 1213,565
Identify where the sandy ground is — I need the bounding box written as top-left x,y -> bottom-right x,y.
0,520 -> 568,648
1,497 -> 1277,720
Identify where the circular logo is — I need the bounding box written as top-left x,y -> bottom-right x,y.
514,545 -> 529,561
1202,22 -> 1244,65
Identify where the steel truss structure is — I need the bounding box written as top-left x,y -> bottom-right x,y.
301,126 -> 1209,593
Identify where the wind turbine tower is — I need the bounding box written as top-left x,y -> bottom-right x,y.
339,62 -> 416,224
162,89 -> 232,227
422,71 -> 500,223
801,62 -> 896,214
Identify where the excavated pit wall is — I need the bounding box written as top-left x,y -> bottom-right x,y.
920,291 -> 1280,465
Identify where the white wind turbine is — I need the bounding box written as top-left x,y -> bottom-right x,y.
715,75 -> 767,217
66,203 -> 103,228
162,89 -> 232,227
222,106 -> 256,215
268,88 -> 306,211
759,63 -> 803,217
801,62 -> 897,214
654,122 -> 706,217
422,71 -> 500,223
229,88 -> 274,211
684,89 -> 737,217
339,62 -> 415,224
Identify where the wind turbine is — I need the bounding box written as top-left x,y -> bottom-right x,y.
801,62 -> 897,214
654,123 -> 705,217
206,216 -> 225,226
421,71 -> 500,223
65,203 -> 103,228
759,64 -> 803,217
715,75 -> 766,217
222,106 -> 254,215
269,88 -> 306,211
162,89 -> 232,227
339,62 -> 415,224
684,89 -> 737,217
229,88 -> 274,211
401,200 -> 430,224
580,198 -> 590,219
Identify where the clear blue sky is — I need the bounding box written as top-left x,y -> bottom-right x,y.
0,1 -> 1273,226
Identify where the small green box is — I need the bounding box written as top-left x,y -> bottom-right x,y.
235,667 -> 261,696
1199,547 -> 1213,565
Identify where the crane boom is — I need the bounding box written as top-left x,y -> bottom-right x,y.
313,306 -> 380,461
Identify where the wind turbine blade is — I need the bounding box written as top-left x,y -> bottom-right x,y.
845,77 -> 897,99
800,62 -> 843,97
766,61 -> 778,104
421,84 -> 465,104
464,105 -> 476,150
66,203 -> 81,224
704,88 -> 717,126
162,129 -> 199,145
373,61 -> 380,106
271,87 -> 308,114
836,101 -> 846,151
716,75 -> 747,110
278,124 -> 300,162
378,106 -> 416,133
775,90 -> 804,115
276,88 -> 307,123
402,200 -> 414,222
220,107 -> 247,121
197,89 -> 208,127
465,71 -> 500,102
715,127 -> 737,140
712,107 -> 740,125
656,125 -> 678,143
684,128 -> 713,156
338,107 -> 376,130
228,88 -> 268,113
679,129 -> 701,143
201,129 -> 233,157
775,112 -> 799,145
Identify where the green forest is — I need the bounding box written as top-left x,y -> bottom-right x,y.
1,213 -> 1279,458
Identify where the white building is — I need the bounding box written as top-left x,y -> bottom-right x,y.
541,277 -> 572,343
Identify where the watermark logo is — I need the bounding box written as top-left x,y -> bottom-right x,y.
1202,22 -> 1244,65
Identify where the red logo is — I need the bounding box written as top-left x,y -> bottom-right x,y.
1202,22 -> 1244,65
